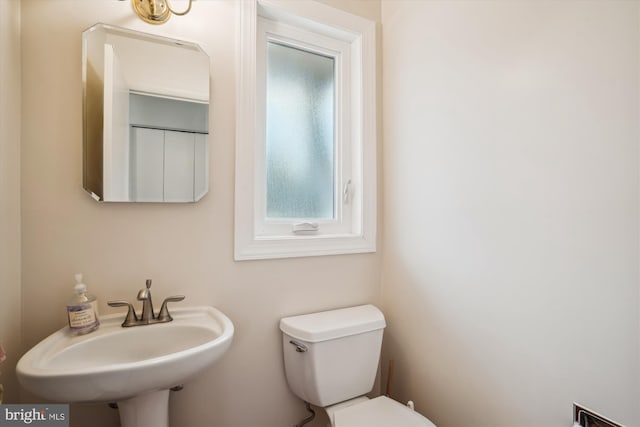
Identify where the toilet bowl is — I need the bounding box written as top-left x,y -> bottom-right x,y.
280,305 -> 437,427
326,395 -> 436,427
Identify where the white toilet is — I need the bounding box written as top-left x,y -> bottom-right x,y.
280,304 -> 437,427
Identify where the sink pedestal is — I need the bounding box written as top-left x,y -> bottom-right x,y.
118,389 -> 170,427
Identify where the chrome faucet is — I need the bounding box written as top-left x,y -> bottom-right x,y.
108,279 -> 185,327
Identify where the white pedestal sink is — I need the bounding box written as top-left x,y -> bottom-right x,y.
17,306 -> 234,427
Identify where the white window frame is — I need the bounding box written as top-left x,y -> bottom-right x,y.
235,0 -> 376,260
256,20 -> 352,236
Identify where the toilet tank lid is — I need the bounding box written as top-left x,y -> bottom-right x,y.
280,305 -> 386,343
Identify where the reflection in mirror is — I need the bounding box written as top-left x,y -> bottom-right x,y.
82,23 -> 209,202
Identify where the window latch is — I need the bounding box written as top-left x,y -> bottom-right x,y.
343,179 -> 352,204
292,222 -> 319,234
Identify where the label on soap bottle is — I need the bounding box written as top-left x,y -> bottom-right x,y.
67,301 -> 99,331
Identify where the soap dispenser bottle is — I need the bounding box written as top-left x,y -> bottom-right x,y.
67,273 -> 100,335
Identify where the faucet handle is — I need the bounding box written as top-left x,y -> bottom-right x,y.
137,279 -> 153,301
107,300 -> 139,326
157,295 -> 185,322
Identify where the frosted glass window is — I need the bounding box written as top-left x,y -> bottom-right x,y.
265,42 -> 335,219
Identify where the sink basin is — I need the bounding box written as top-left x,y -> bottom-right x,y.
17,306 -> 233,427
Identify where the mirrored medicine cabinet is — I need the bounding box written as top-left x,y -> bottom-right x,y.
82,23 -> 210,203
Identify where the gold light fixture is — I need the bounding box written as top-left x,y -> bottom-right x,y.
131,0 -> 193,25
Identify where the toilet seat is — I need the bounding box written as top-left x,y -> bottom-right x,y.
332,396 -> 436,427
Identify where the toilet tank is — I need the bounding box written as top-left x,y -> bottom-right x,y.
280,305 -> 386,407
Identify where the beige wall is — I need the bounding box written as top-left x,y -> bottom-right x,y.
18,1 -> 640,426
0,0 -> 22,405
20,1 -> 380,426
381,1 -> 639,426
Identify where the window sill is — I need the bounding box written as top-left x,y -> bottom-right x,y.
234,233 -> 376,261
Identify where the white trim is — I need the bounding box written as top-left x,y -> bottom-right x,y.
235,0 -> 376,260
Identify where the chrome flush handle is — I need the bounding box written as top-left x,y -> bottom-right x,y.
289,340 -> 308,353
